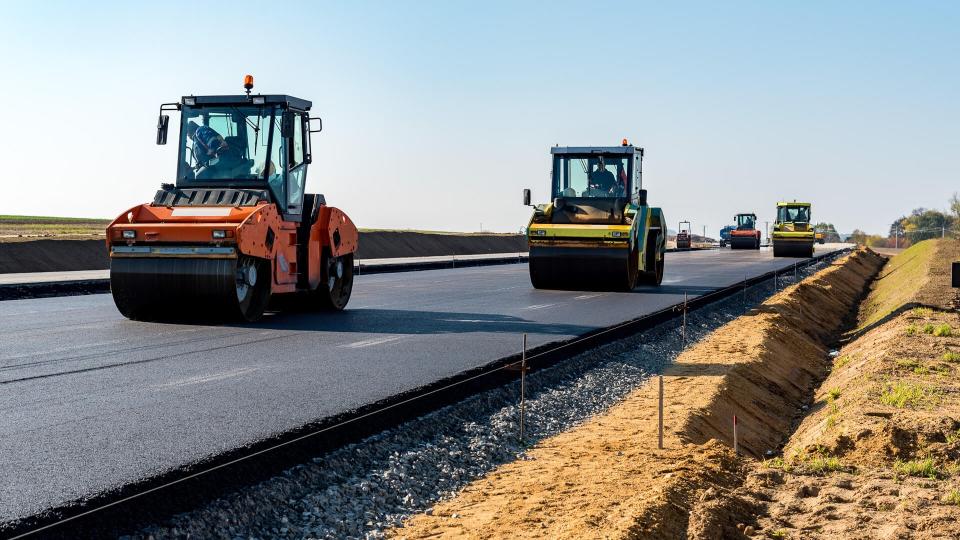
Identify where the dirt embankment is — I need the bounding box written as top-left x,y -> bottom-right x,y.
717,239 -> 960,539
0,232 -> 527,274
392,249 -> 884,539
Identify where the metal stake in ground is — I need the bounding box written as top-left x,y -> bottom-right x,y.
733,414 -> 738,455
682,292 -> 688,347
520,333 -> 527,442
743,274 -> 747,305
658,375 -> 664,450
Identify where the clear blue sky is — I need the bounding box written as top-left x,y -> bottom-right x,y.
0,1 -> 957,236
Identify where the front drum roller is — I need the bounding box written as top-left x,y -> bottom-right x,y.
528,246 -> 635,291
110,255 -> 272,322
772,240 -> 814,258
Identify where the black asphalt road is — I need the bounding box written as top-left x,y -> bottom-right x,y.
0,246 -> 844,523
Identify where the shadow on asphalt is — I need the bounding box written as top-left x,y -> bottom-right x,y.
239,309 -> 597,336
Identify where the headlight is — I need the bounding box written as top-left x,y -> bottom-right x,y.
212,230 -> 227,239
122,230 -> 136,239
611,231 -> 624,238
183,97 -> 196,106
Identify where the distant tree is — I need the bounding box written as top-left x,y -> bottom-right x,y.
951,193 -> 960,233
848,229 -> 869,245
893,208 -> 954,243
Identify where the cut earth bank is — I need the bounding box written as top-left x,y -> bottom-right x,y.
392,241 -> 960,539
0,232 -> 527,274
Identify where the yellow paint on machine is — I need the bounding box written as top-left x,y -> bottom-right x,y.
527,223 -> 632,238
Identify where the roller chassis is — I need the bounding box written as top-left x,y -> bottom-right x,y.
107,90 -> 358,322
523,142 -> 665,291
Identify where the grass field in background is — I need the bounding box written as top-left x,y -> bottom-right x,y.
0,215 -> 111,239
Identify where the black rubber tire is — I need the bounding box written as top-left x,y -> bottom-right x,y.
622,246 -> 639,291
638,234 -> 664,286
315,252 -> 354,310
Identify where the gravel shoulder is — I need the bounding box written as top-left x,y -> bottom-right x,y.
392,250 -> 883,539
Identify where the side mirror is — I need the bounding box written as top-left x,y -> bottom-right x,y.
309,116 -> 323,133
156,114 -> 169,145
522,189 -> 531,206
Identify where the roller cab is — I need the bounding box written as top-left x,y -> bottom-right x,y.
771,201 -> 814,258
522,142 -> 666,290
107,81 -> 357,321
729,212 -> 761,250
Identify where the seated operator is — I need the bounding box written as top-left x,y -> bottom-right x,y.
588,159 -> 617,195
187,121 -> 234,179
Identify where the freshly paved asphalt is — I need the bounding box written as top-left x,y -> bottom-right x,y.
0,245 -> 845,523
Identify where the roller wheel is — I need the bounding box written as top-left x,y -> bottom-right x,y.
316,252 -> 354,310
638,234 -> 664,286
623,246 -> 639,290
234,256 -> 272,321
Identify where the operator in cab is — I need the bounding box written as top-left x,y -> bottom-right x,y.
589,158 -> 617,193
186,121 -> 232,179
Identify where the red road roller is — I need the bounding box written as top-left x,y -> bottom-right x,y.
106,77 -> 357,321
729,213 -> 761,249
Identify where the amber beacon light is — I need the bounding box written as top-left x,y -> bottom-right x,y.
243,74 -> 255,94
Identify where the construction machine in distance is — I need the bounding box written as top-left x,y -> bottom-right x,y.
771,201 -> 815,257
719,225 -> 734,247
106,76 -> 358,321
522,140 -> 666,290
675,221 -> 692,249
815,231 -> 826,244
729,213 -> 761,250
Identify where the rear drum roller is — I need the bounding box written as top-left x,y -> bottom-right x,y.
316,252 -> 354,310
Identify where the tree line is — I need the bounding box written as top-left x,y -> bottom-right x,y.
849,193 -> 960,248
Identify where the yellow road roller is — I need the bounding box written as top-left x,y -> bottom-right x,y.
522,141 -> 666,290
772,201 -> 815,257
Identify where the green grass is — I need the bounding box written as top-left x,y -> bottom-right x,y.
946,431 -> 960,444
942,489 -> 960,505
934,324 -> 953,337
906,324 -> 918,335
827,388 -> 841,401
834,355 -> 852,369
858,240 -> 937,329
769,530 -> 789,539
808,455 -> 845,473
913,307 -> 934,317
943,352 -> 960,362
896,358 -> 921,370
894,458 -> 940,478
879,381 -> 936,408
923,323 -> 937,334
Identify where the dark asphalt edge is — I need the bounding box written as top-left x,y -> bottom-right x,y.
0,248 -> 708,302
2,246 -> 807,540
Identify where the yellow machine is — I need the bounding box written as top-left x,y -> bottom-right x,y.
772,201 -> 815,257
522,141 -> 666,290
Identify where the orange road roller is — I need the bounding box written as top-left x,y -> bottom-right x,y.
106,77 -> 357,321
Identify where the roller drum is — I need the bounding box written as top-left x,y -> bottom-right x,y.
529,247 -> 635,291
729,235 -> 758,250
110,256 -> 271,321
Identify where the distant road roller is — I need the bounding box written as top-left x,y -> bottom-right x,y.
522,141 -> 666,290
675,221 -> 692,249
772,201 -> 815,257
106,77 -> 357,321
729,213 -> 761,249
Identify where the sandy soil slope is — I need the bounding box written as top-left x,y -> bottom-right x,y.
391,249 -> 884,539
